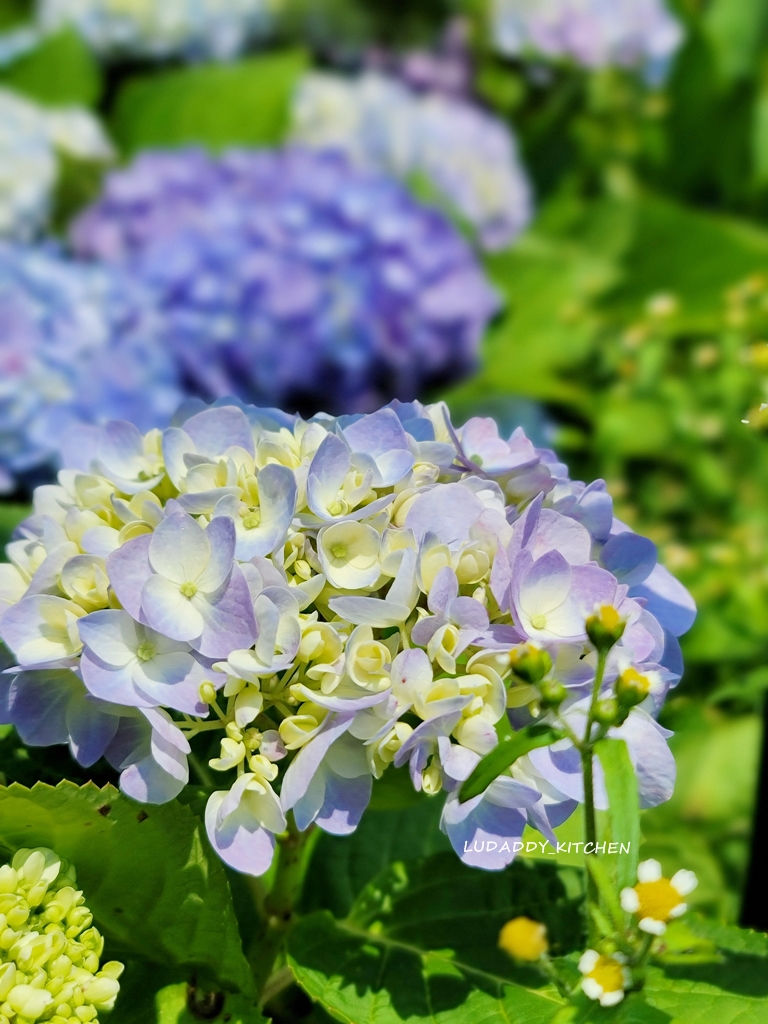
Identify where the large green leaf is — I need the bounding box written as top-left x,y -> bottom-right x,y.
645,952 -> 768,1023
301,791 -> 451,919
109,963 -> 264,1024
601,196 -> 768,329
110,49 -> 309,155
289,854 -> 585,1024
703,0 -> 768,84
594,739 -> 640,891
0,781 -> 252,994
0,28 -> 101,106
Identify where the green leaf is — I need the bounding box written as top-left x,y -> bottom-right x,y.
459,724 -> 562,802
0,504 -> 29,554
289,854 -> 586,1024
645,955 -> 768,1023
0,28 -> 101,106
703,0 -> 768,84
594,738 -> 640,890
301,795 -> 451,919
109,962 -> 265,1024
110,49 -> 309,155
0,781 -> 252,994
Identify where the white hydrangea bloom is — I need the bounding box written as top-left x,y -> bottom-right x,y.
291,70 -> 533,251
0,87 -> 113,240
37,0 -> 280,60
492,0 -> 683,76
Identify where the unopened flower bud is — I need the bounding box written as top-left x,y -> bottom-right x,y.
509,643 -> 552,685
198,681 -> 218,705
586,605 -> 626,652
538,680 -> 568,709
498,917 -> 549,961
593,697 -> 620,726
616,667 -> 652,708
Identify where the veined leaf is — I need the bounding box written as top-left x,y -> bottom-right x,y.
594,738 -> 640,891
0,781 -> 252,994
459,724 -> 562,803
289,854 -> 585,1024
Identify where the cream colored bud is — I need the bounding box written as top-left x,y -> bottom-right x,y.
0,868 -> 18,895
84,976 -> 120,1010
198,681 -> 217,705
0,964 -> 16,1001
8,984 -> 54,1020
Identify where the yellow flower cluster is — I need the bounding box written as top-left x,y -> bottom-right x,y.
0,849 -> 122,1024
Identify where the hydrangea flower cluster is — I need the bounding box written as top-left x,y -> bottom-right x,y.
71,147 -> 500,414
0,88 -> 113,241
291,72 -> 532,251
36,0 -> 277,60
0,242 -> 182,494
362,17 -> 473,99
0,399 -> 696,878
0,847 -> 122,1023
491,0 -> 683,77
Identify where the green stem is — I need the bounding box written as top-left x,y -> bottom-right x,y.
581,648 -> 608,947
632,931 -> 654,967
247,814 -> 317,1001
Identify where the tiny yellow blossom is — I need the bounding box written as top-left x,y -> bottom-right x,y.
620,859 -> 698,935
578,949 -> 631,1007
498,917 -> 549,962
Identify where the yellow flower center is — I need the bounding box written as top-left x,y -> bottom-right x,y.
330,543 -> 347,560
588,956 -> 626,993
634,879 -> 682,922
530,613 -> 547,630
136,641 -> 155,662
619,667 -> 650,696
180,581 -> 198,599
498,917 -> 549,962
242,509 -> 261,530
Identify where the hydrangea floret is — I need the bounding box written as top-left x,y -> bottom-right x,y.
70,148 -> 500,416
491,0 -> 683,78
0,399 -> 696,878
0,242 -> 182,494
0,88 -> 113,241
291,71 -> 532,251
0,847 -> 123,1023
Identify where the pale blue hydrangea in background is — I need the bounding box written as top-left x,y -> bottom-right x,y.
291,71 -> 533,251
0,86 -> 113,240
36,0 -> 280,60
492,0 -> 683,79
71,146 -> 501,415
0,399 -> 695,876
0,242 -> 182,493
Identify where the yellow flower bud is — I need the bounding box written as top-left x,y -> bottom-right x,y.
498,917 -> 549,962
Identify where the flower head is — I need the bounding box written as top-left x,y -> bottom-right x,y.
0,847 -> 123,1022
498,917 -> 549,961
291,71 -> 532,250
0,87 -> 112,241
491,0 -> 683,77
0,399 -> 695,878
37,0 -> 276,60
620,859 -> 698,935
0,242 -> 182,494
578,949 -> 631,1007
71,147 -> 500,417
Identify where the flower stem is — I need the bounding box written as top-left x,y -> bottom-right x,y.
581,648 -> 608,946
247,814 -> 317,1002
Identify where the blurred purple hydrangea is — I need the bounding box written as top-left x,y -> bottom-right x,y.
0,242 -> 182,493
492,0 -> 683,79
71,147 -> 501,416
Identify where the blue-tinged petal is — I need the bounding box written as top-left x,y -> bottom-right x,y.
205,790 -> 277,876
629,563 -> 696,637
106,535 -> 152,621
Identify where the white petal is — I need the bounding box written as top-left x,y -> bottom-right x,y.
637,858 -> 662,883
